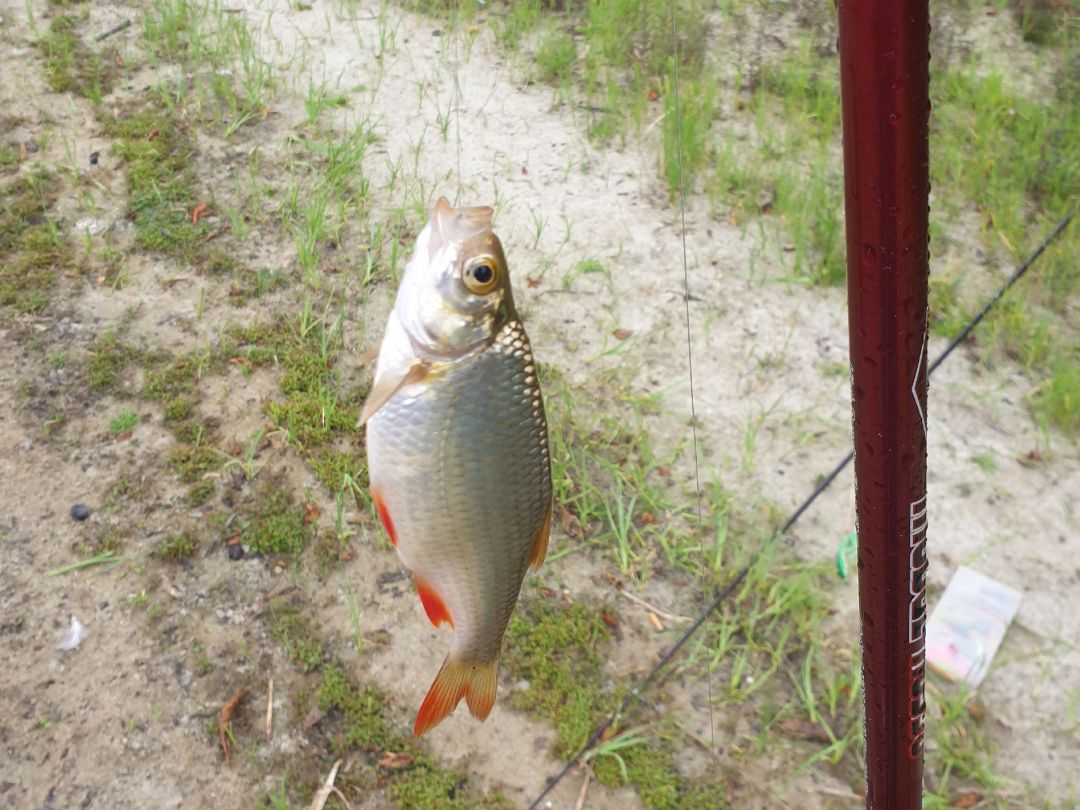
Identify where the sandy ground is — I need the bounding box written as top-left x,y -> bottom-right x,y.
1,1 -> 1078,808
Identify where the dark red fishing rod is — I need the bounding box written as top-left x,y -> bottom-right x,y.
838,1 -> 930,807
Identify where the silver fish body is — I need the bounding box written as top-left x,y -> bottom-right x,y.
362,198 -> 552,736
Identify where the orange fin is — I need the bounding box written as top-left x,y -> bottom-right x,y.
528,497 -> 554,569
415,576 -> 454,629
358,361 -> 429,426
414,657 -> 498,738
372,488 -> 396,546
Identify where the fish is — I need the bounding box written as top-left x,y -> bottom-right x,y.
360,197 -> 553,738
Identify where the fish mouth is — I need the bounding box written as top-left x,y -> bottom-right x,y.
428,197 -> 494,258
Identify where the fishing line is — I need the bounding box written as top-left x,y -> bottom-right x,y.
927,206 -> 1075,376
668,0 -> 717,756
452,2 -> 464,202
525,204 -> 1076,809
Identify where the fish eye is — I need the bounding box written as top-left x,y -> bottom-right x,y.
462,256 -> 500,295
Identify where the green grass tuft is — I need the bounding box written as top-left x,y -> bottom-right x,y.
308,445 -> 368,494
87,332 -> 136,391
158,531 -> 198,561
102,105 -> 211,260
38,15 -> 121,102
242,479 -> 310,556
317,663 -> 395,751
0,171 -> 68,313
168,443 -> 218,484
267,603 -> 325,673
108,409 -> 139,434
592,741 -> 729,810
535,30 -> 577,85
1033,358 -> 1080,435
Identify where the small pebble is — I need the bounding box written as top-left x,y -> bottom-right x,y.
70,504 -> 91,521
228,543 -> 244,561
89,151 -> 99,165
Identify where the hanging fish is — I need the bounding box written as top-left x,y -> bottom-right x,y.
360,197 -> 553,737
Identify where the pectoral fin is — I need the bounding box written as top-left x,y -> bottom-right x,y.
358,361 -> 429,426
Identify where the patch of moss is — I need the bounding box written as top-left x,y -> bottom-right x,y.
263,332 -> 366,462
38,15 -> 120,101
143,352 -> 199,401
267,604 -> 324,673
87,331 -> 136,391
142,351 -> 206,426
388,755 -> 512,810
141,349 -> 233,443
308,445 -> 368,493
202,246 -> 240,276
0,143 -> 19,171
224,319 -> 292,364
592,742 -> 729,810
0,171 -> 69,313
225,321 -> 367,458
313,529 -> 349,572
242,480 -> 310,555
504,596 -> 732,809
169,443 -> 218,484
92,528 -> 126,555
502,595 -> 612,758
170,418 -> 207,445
158,531 -> 198,562
317,664 -> 395,751
102,106 -> 209,260
187,478 -> 216,506
279,341 -> 329,395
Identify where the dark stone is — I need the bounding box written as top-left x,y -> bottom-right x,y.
69,504 -> 91,522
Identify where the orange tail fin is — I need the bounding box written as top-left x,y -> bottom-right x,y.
413,657 -> 498,738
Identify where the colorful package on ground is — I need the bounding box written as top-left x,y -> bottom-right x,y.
925,566 -> 1022,687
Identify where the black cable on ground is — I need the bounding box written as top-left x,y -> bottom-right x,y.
526,206 -> 1076,809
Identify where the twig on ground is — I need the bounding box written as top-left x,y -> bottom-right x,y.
573,766 -> 592,810
309,759 -> 343,810
265,678 -> 273,740
331,787 -> 355,810
614,588 -> 692,623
